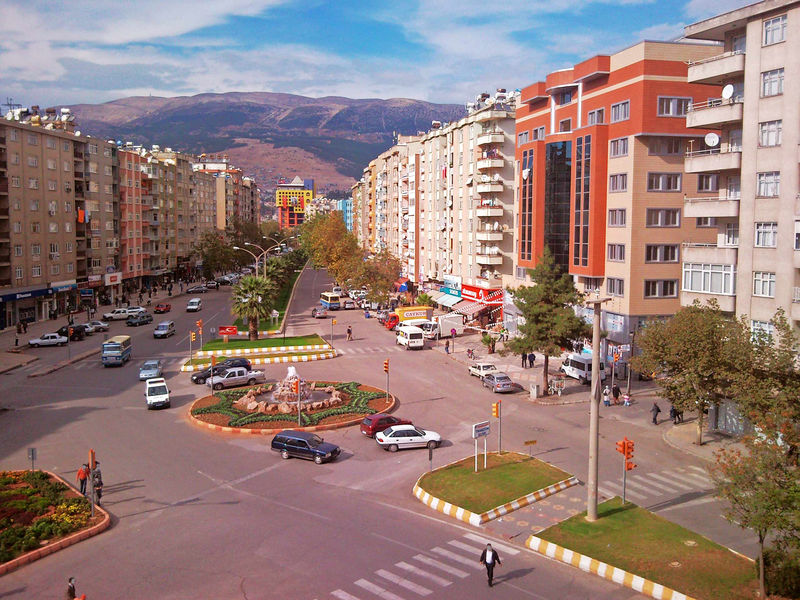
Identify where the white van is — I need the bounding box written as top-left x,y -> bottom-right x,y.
560,353 -> 607,385
186,298 -> 202,312
396,325 -> 425,350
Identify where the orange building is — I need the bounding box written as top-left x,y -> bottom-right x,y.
275,176 -> 312,229
515,41 -> 721,347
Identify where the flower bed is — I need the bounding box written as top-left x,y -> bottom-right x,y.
0,471 -> 96,564
191,381 -> 393,429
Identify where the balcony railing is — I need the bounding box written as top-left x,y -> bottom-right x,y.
688,50 -> 744,67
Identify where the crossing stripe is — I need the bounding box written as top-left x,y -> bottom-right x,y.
686,465 -> 709,475
412,554 -> 468,578
629,475 -> 678,494
354,578 -> 405,600
395,562 -> 451,587
675,469 -> 711,486
375,569 -> 432,596
648,472 -> 695,491
462,533 -> 520,555
332,590 -> 361,600
447,540 -> 483,555
600,481 -> 646,500
430,547 -> 481,569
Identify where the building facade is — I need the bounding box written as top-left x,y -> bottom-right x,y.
275,176 -> 312,228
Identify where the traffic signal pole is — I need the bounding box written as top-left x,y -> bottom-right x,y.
384,359 -> 389,403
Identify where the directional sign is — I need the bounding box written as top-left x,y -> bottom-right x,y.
472,420 -> 490,439
218,326 -> 238,336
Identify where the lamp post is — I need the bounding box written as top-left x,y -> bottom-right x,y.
245,235 -> 297,278
586,295 -> 610,522
626,329 -> 636,396
232,246 -> 259,276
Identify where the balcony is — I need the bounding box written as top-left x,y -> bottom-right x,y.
687,51 -> 745,85
476,253 -> 503,265
476,230 -> 505,241
686,98 -> 743,129
683,196 -> 739,218
682,290 -> 736,312
476,132 -> 504,146
682,243 -> 737,264
477,158 -> 504,170
476,275 -> 503,288
477,182 -> 503,194
794,250 -> 800,269
476,206 -> 504,218
474,110 -> 509,123
685,148 -> 741,173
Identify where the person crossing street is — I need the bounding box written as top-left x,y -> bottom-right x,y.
479,543 -> 502,587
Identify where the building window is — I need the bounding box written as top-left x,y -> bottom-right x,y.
763,15 -> 787,45
517,131 -> 529,146
46,137 -> 56,149
683,263 -> 736,295
50,264 -> 60,275
31,222 -> 41,233
531,126 -> 545,140
64,222 -> 72,232
646,208 -> 680,227
607,244 -> 625,262
609,173 -> 627,192
27,156 -> 38,167
28,178 -> 39,190
66,262 -> 74,273
606,277 -> 624,297
696,217 -> 716,228
104,165 -> 112,176
14,245 -> 22,256
65,242 -> 73,253
608,208 -> 626,227
751,320 -> 775,339
757,172 -> 780,197
609,137 -> 628,157
645,244 -> 679,262
49,242 -> 59,253
725,223 -> 739,246
610,101 -> 629,122
47,158 -> 56,170
88,143 -> 98,155
698,174 -> 718,192
759,120 -> 782,147
15,266 -> 23,280
587,108 -> 605,125
27,133 -> 39,146
49,222 -> 58,233
761,68 -> 784,97
48,180 -> 57,191
11,176 -> 20,188
30,199 -> 39,211
657,97 -> 691,117
32,264 -> 41,277
556,90 -> 573,105
13,222 -> 22,233
755,222 -> 778,247
559,118 -> 572,132
647,173 -> 681,192
644,280 -> 678,298
753,271 -> 776,297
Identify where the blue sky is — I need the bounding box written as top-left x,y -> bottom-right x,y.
0,0 -> 753,108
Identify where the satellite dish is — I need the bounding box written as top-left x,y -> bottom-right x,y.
721,84 -> 734,100
704,132 -> 720,147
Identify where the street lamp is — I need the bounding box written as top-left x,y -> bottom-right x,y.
232,246 -> 259,276
245,235 -> 297,277
586,295 -> 610,523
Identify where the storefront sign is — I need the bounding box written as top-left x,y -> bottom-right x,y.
88,275 -> 102,288
442,274 -> 461,297
461,284 -> 503,305
52,284 -> 77,293
80,289 -> 95,298
104,272 -> 122,286
1,287 -> 54,303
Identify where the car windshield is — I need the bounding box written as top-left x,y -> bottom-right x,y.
142,361 -> 159,370
308,435 -> 324,447
497,376 -> 511,383
147,385 -> 168,396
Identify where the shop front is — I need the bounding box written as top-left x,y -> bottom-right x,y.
457,284 -> 504,327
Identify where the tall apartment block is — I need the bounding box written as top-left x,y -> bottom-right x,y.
193,154 -> 260,230
275,176 -> 312,229
682,0 -> 800,335
514,41 -> 721,346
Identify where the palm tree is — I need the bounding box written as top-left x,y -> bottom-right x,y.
231,276 -> 278,340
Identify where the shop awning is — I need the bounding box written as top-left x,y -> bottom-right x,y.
394,277 -> 410,292
427,290 -> 444,301
452,300 -> 487,318
437,293 -> 461,308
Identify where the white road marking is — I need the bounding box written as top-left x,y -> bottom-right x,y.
354,578 -> 405,600
629,474 -> 678,494
600,480 -> 646,500
412,554 -> 468,578
394,562 -> 451,587
430,547 -> 481,569
375,569 -> 432,595
331,590 -> 361,600
648,472 -> 695,491
462,533 -> 520,555
658,496 -> 718,512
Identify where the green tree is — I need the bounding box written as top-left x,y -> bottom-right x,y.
633,300 -> 735,445
506,248 -> 589,395
416,293 -> 434,307
193,231 -> 235,279
231,276 -> 278,340
357,249 -> 401,306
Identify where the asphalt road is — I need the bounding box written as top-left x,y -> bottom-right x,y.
0,268 -> 751,599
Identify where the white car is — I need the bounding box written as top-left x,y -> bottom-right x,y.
28,333 -> 68,347
186,298 -> 202,312
86,320 -> 110,332
375,424 -> 442,452
332,286 -> 343,295
79,322 -> 96,335
103,307 -> 145,320
144,377 -> 170,409
469,362 -> 499,378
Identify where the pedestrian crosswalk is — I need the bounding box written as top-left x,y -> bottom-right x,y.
336,344 -> 408,355
329,533 -> 519,599
598,465 -> 712,506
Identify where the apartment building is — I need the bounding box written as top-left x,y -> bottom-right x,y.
682,0 -> 800,335
192,154 -> 257,231
275,176 -> 312,229
119,148 -> 146,287
515,41 -> 721,346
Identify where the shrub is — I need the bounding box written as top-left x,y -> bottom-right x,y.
761,547 -> 800,598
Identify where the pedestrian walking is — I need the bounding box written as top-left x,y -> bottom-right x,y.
15,332 -> 19,347
479,543 -> 502,587
445,340 -> 450,355
602,385 -> 611,407
521,352 -> 527,368
651,402 -> 662,425
623,393 -> 631,406
346,326 -> 352,341
22,320 -> 28,334
612,383 -> 621,405
65,576 -> 77,599
76,464 -> 88,495
528,352 -> 535,368
677,409 -> 684,423
670,404 -> 680,424
92,463 -> 103,505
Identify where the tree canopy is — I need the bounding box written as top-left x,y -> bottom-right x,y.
231,276 -> 278,340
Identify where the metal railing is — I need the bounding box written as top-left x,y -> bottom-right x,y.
688,97 -> 743,112
687,49 -> 744,67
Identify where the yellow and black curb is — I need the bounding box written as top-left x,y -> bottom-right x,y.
194,344 -> 331,357
180,350 -> 336,372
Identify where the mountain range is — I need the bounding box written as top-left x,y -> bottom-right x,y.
69,92 -> 466,194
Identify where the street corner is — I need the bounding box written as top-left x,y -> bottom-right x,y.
412,481 -> 484,526
0,351 -> 39,374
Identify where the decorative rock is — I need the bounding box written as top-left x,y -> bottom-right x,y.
246,401 -> 259,411
331,390 -> 341,401
265,403 -> 278,413
278,402 -> 292,414
256,401 -> 268,413
324,386 -> 334,393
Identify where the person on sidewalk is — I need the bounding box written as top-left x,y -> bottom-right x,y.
521,352 -> 527,369
479,543 -> 502,587
76,464 -> 88,495
445,340 -> 450,355
92,463 -> 103,505
612,383 -> 621,405
602,386 -> 611,407
22,320 -> 27,334
346,326 -> 352,341
651,402 -> 661,425
65,576 -> 77,599
528,352 -> 535,368
669,404 -> 678,424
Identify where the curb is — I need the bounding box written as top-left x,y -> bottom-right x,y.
0,471 -> 111,577
662,427 -> 716,465
279,260 -> 308,335
524,535 -> 696,600
27,348 -> 100,378
180,351 -> 337,372
0,354 -> 39,375
194,344 -> 331,357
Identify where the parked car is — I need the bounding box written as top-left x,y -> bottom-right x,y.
144,377 -> 170,409
311,306 -> 327,318
271,430 -> 341,464
153,320 -> 176,338
215,276 -> 233,286
190,358 -> 252,384
332,286 -> 343,295
469,362 -> 499,378
206,367 -> 266,390
186,285 -> 207,294
86,320 -> 109,332
375,424 -> 441,452
103,308 -> 132,321
139,359 -> 163,381
153,303 -> 171,314
360,414 -> 413,438
28,333 -> 68,347
126,313 -> 154,327
205,280 -> 219,289
342,299 -> 356,310
240,267 -> 253,275
79,322 -> 96,335
375,309 -> 391,324
186,298 -> 202,312
482,372 -> 515,393
57,324 -> 86,341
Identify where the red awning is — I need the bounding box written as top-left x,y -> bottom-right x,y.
452,300 -> 486,318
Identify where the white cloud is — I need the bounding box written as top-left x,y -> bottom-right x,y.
636,22 -> 686,41
683,0 -> 754,21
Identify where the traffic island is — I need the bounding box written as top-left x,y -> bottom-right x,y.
413,452 -> 578,525
527,497 -> 757,600
180,335 -> 335,371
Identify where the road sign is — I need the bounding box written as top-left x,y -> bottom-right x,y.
218,326 -> 238,336
472,420 -> 490,439
210,327 -> 216,334
618,344 -> 631,352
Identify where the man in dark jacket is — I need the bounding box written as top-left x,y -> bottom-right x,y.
651,402 -> 661,425
479,543 -> 502,587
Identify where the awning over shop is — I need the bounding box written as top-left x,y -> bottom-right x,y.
394,277 -> 410,292
437,293 -> 461,308
427,290 -> 444,301
452,300 -> 487,318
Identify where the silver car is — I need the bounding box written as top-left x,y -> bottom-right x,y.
139,359 -> 163,381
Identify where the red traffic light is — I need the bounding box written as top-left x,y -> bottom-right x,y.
615,440 -> 625,454
291,380 -> 299,394
383,359 -> 389,373
196,319 -> 203,328
626,461 -> 637,471
624,439 -> 635,459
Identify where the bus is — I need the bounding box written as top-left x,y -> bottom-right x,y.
320,292 -> 341,310
102,335 -> 132,367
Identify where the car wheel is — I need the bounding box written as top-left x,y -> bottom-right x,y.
247,378 -> 255,386
196,377 -> 206,384
32,343 -> 39,348
213,383 -> 223,390
427,441 -> 437,450
389,444 -> 399,453
166,402 -> 171,408
579,377 -> 587,385
314,455 -> 323,465
281,450 -> 289,460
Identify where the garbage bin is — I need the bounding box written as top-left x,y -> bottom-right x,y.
530,384 -> 539,399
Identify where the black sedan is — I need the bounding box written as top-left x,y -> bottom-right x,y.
186,285 -> 207,294
190,358 -> 252,384
126,313 -> 154,327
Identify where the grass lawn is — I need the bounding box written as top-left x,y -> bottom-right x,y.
232,270 -> 301,332
418,452 -> 570,514
538,497 -> 757,600
201,334 -> 326,351
186,350 -> 328,366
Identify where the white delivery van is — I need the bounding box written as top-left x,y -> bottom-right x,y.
560,353 -> 607,385
425,312 -> 466,339
396,325 -> 425,350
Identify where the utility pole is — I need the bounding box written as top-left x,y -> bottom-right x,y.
626,330 -> 636,396
586,295 -> 609,522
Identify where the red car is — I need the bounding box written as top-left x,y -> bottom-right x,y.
154,303 -> 171,314
360,413 -> 413,438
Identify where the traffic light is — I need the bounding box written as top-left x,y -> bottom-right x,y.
383,359 -> 389,373
198,327 -> 203,335
626,460 -> 637,471
68,327 -> 74,338
196,319 -> 203,328
492,402 -> 500,418
291,380 -> 300,394
615,439 -> 626,455
624,439 -> 634,459
332,319 -> 337,325
191,332 -> 196,342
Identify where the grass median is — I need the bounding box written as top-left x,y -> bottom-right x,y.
231,269 -> 301,332
537,497 -> 757,600
201,334 -> 326,351
418,452 -> 571,514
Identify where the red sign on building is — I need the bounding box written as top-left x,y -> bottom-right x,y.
218,326 -> 238,336
460,284 -> 503,305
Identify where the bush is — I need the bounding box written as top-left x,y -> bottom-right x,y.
761,547 -> 800,598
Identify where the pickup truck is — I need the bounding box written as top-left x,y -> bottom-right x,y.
103,306 -> 146,320
207,367 -> 266,390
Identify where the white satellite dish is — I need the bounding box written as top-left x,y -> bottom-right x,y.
704,132 -> 720,147
721,84 -> 734,100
